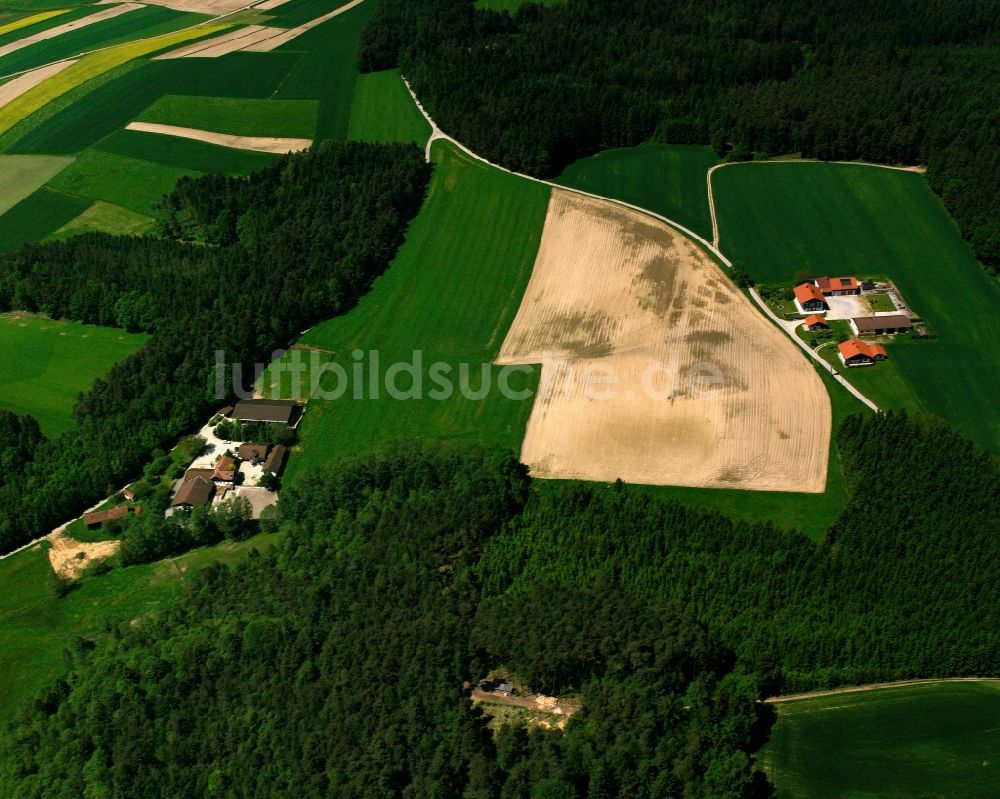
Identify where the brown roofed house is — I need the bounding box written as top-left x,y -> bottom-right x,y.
170,477 -> 215,509
83,505 -> 128,529
184,467 -> 215,483
237,442 -> 270,464
121,486 -> 136,501
213,455 -> 237,483
231,399 -> 300,425
263,444 -> 287,476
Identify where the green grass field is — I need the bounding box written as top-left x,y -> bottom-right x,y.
0,185 -> 89,251
0,313 -> 147,435
554,144 -> 719,241
762,682 -> 1000,798
347,68 -> 430,146
273,0 -> 375,140
272,141 -> 549,484
713,163 -> 1000,453
48,147 -> 200,214
49,199 -> 154,238
0,531 -> 279,728
0,153 -> 71,215
137,94 -> 318,137
96,126 -> 277,174
814,340 -> 925,414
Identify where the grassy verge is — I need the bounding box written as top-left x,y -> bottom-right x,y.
347,68 -> 430,146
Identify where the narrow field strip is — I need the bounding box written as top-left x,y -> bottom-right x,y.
126,120 -> 310,152
243,0 -> 366,50
0,22 -> 230,135
0,59 -> 73,109
0,9 -> 71,39
154,23 -> 272,57
0,153 -> 74,215
100,0 -> 249,13
0,3 -> 141,61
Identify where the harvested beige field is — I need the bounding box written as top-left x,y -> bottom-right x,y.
111,0 -> 249,13
126,121 -> 310,152
498,189 -> 830,492
242,0 -> 367,51
0,4 -> 141,60
0,61 -> 74,110
47,533 -> 119,580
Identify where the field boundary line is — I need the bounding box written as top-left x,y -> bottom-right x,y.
766,676 -> 1000,704
403,78 -> 880,413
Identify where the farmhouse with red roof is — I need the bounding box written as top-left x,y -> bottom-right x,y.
803,314 -> 830,331
794,283 -> 829,314
838,338 -> 888,367
816,276 -> 860,296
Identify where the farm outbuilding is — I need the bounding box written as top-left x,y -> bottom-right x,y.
170,476 -> 215,510
803,315 -> 830,331
83,505 -> 128,529
850,315 -> 912,335
231,398 -> 301,425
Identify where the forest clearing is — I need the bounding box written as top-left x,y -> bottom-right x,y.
498,189 -> 830,492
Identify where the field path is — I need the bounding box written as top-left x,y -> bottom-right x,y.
767,677 -> 1000,704
403,78 -> 880,413
126,121 -> 311,152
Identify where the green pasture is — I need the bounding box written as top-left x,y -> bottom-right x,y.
555,144 -> 719,241
713,162 -> 1000,453
0,313 -> 147,435
137,94 -> 318,137
0,185 -> 88,251
273,0 -> 374,140
273,141 -> 549,484
474,0 -> 564,10
0,531 -> 279,729
96,126 -> 277,174
49,199 -> 153,238
0,152 -> 71,215
48,147 -> 200,214
762,681 -> 1000,798
347,68 -> 430,146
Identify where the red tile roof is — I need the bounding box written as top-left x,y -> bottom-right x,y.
816,276 -> 859,294
839,338 -> 887,361
213,455 -> 237,481
803,314 -> 829,328
794,282 -> 827,305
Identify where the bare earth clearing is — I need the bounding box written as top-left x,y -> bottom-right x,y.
498,189 -> 830,492
46,533 -> 119,580
126,121 -> 310,152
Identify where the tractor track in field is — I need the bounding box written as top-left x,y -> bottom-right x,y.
403,78 -> 881,414
766,677 -> 1000,704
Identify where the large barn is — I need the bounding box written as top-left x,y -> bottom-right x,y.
850,315 -> 912,335
816,276 -> 860,296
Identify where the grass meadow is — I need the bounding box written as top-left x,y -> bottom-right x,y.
0,532 -> 279,729
50,199 -> 154,238
761,682 -> 1000,798
0,313 -> 147,435
713,163 -> 1000,453
555,144 -> 719,241
0,152 -> 71,215
137,94 -> 318,137
272,140 -> 550,484
0,186 -> 89,251
96,127 -> 277,174
347,69 -> 430,146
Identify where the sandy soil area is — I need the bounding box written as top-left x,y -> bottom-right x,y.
118,0 -> 249,14
126,121 -> 310,153
47,533 -> 119,580
498,189 -> 830,492
0,4 -> 141,60
0,62 -> 75,110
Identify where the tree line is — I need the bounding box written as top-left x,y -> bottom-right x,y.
0,142 -> 430,555
360,0 -> 1000,273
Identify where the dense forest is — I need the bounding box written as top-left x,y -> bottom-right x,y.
1,415 -> 997,796
0,142 -> 429,555
0,444 -> 764,799
360,0 -> 1000,273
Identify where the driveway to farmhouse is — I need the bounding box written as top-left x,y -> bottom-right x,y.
824,294 -> 867,320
